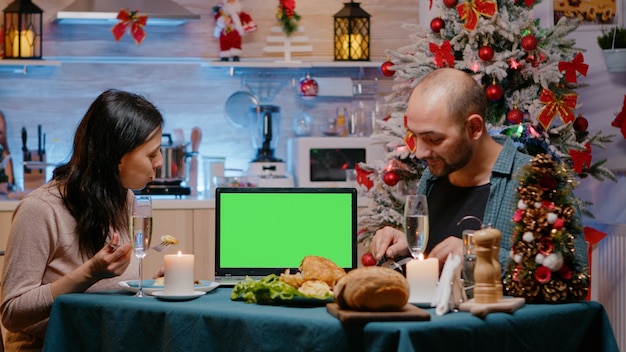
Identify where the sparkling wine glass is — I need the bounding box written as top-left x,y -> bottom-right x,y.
131,195 -> 153,297
404,194 -> 429,259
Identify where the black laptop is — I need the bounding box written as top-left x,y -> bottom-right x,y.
214,187 -> 358,286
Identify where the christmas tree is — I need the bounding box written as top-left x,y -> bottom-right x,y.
356,0 -> 616,247
503,154 -> 589,302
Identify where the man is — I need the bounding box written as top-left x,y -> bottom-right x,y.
371,68 -> 534,269
213,0 -> 257,62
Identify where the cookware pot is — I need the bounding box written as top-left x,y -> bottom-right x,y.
155,133 -> 191,182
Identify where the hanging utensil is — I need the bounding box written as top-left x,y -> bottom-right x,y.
224,91 -> 260,129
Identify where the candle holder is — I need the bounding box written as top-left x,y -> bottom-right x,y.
3,0 -> 43,59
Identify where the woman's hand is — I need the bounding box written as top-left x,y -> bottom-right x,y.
50,232 -> 132,298
427,236 -> 463,269
370,226 -> 410,262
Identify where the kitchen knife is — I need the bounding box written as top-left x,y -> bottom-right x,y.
22,127 -> 31,161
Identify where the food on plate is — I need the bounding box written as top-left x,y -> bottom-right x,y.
160,235 -> 179,245
334,266 -> 409,311
280,255 -> 346,290
231,256 -> 346,303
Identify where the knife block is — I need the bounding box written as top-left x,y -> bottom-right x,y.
23,151 -> 47,191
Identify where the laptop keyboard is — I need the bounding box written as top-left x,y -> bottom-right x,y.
215,276 -> 265,286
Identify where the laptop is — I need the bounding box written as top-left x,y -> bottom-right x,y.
214,187 -> 358,286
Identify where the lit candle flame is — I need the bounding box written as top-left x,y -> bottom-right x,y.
177,251 -> 182,257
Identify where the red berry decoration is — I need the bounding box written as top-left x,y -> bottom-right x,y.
573,115 -> 589,132
383,170 -> 400,186
380,60 -> 395,77
521,34 -> 538,51
299,73 -> 318,97
485,84 -> 503,102
430,17 -> 445,34
507,108 -> 525,124
478,45 -> 494,61
361,252 -> 377,266
443,0 -> 458,8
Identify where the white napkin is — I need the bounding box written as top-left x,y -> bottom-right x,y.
431,254 -> 464,316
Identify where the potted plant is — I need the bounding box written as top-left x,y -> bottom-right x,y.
597,26 -> 626,73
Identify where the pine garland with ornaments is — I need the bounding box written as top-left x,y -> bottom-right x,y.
503,154 -> 588,302
358,0 -> 617,249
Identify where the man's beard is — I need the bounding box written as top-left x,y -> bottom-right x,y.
428,134 -> 473,178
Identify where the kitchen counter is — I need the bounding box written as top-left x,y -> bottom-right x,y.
0,193 -> 216,212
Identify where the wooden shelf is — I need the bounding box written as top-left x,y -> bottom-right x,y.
204,59 -> 383,69
0,59 -> 61,66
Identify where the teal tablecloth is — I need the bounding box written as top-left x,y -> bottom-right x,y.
44,288 -> 618,352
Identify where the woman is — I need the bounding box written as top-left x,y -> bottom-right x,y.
0,89 -> 164,351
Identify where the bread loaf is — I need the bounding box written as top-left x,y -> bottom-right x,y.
334,266 -> 409,311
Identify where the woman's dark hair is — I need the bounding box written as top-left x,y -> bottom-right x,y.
53,89 -> 164,257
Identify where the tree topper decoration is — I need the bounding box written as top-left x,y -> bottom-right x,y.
276,0 -> 301,37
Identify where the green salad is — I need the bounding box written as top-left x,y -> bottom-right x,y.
230,274 -> 332,303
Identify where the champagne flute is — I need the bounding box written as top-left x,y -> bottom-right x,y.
131,195 -> 153,297
404,194 -> 429,259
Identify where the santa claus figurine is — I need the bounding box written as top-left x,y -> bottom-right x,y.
213,0 -> 257,61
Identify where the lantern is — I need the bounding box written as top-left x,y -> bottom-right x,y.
333,1 -> 370,61
3,0 -> 43,59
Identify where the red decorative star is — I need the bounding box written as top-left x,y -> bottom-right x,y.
558,53 -> 589,84
537,88 -> 577,129
456,0 -> 497,31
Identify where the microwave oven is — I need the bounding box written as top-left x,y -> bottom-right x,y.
287,136 -> 386,188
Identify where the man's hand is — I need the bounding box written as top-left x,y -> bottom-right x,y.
370,226 -> 410,262
427,236 -> 463,268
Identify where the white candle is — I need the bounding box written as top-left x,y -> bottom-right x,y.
11,29 -> 34,58
164,251 -> 195,295
406,256 -> 439,304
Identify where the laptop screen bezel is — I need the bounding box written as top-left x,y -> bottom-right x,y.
214,187 -> 358,278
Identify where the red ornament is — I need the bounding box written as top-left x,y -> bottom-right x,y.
507,108 -> 524,124
443,0 -> 458,8
383,170 -> 400,186
478,45 -> 494,61
299,73 -> 318,97
361,252 -> 377,266
485,84 -> 503,102
521,34 -> 538,51
430,17 -> 445,33
380,60 -> 395,77
573,115 -> 589,132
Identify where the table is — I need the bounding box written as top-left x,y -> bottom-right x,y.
44,288 -> 618,352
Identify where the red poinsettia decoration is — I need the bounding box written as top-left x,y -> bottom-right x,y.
558,52 -> 588,84
277,0 -> 301,37
111,8 -> 148,45
611,95 -> 626,139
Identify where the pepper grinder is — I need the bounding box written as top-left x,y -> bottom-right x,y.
189,127 -> 202,196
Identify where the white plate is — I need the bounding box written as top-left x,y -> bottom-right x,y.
152,290 -> 206,301
118,279 -> 219,296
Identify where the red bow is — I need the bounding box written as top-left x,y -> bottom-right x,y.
456,0 -> 497,31
569,143 -> 591,174
429,40 -> 455,68
403,114 -> 416,153
537,88 -> 577,129
558,53 -> 589,84
111,8 -> 148,46
611,95 -> 626,139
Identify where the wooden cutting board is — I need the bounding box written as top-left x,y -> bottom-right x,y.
326,303 -> 431,324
